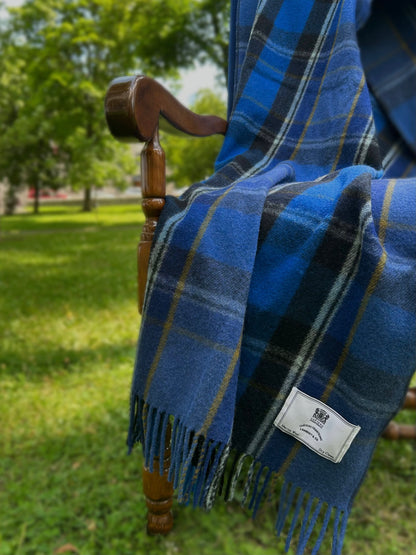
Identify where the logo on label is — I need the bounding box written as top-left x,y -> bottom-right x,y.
311,408 -> 330,428
274,388 -> 361,463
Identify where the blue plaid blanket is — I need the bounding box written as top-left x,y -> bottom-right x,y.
128,1 -> 416,553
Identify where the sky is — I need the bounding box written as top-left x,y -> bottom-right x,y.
175,65 -> 222,105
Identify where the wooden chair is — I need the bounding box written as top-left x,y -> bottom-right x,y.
104,74 -> 416,536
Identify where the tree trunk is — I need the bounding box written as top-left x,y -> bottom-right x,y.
82,185 -> 93,211
33,181 -> 40,214
4,185 -> 18,216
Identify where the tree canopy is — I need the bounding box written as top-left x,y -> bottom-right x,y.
0,0 -> 230,212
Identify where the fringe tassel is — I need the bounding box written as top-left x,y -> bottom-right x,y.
223,451 -> 241,501
227,453 -> 248,502
148,409 -> 161,473
203,443 -> 230,510
297,499 -> 323,555
285,489 -> 306,552
241,459 -> 258,506
274,480 -> 350,555
332,509 -> 349,555
167,419 -> 181,484
172,424 -> 187,489
158,412 -> 170,475
192,440 -> 212,507
170,418 -> 180,471
143,405 -> 156,470
248,464 -> 265,512
176,428 -> 191,495
252,468 -> 272,519
297,495 -> 314,550
130,402 -> 351,555
312,505 -> 332,555
127,395 -> 144,453
276,481 -> 296,536
178,434 -> 200,504
126,395 -> 137,451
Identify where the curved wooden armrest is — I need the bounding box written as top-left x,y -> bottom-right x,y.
104,75 -> 227,143
104,75 -> 227,315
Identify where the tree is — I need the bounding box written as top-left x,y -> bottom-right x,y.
0,0 -> 140,212
162,89 -> 227,188
135,0 -> 230,85
0,25 -> 69,214
0,0 -> 230,213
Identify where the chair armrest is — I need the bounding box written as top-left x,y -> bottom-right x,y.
104,75 -> 227,314
104,75 -> 227,143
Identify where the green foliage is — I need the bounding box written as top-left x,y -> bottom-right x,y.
0,0 -> 230,213
162,89 -> 226,187
0,204 -> 415,555
135,0 -> 230,84
0,0 -> 141,212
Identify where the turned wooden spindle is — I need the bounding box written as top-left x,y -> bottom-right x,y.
104,74 -> 227,536
382,422 -> 416,441
382,387 -> 416,440
142,426 -> 173,535
138,132 -> 166,312
138,131 -> 174,535
403,386 -> 416,410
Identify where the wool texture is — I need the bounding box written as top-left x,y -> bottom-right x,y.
128,1 -> 416,553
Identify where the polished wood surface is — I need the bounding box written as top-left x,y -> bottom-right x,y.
142,426 -> 173,535
403,386 -> 416,409
137,132 -> 166,312
104,74 -> 226,314
382,422 -> 416,440
382,387 -> 416,440
105,75 -> 227,144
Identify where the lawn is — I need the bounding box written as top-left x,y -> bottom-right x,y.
1,204 -> 415,555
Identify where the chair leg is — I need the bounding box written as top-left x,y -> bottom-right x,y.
142,425 -> 174,535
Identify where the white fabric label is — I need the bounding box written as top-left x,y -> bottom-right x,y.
274,387 -> 361,463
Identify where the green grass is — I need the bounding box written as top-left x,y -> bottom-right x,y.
1,204 -> 142,234
1,204 -> 415,555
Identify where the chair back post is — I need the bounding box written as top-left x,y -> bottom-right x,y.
138,129 -> 166,314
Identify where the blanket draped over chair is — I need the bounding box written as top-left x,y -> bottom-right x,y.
128,0 -> 416,553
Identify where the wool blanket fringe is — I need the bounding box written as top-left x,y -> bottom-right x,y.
128,1 -> 416,553
131,397 -> 353,555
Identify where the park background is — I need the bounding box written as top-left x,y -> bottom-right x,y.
1,1 -> 415,554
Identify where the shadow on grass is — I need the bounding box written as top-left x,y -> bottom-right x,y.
1,205 -> 144,235
0,407 -> 281,555
0,340 -> 137,380
1,227 -> 140,315
1,411 -> 149,555
1,222 -> 143,236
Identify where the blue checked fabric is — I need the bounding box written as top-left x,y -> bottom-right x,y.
128,1 -> 416,554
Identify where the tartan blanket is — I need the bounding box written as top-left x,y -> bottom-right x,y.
128,1 -> 416,553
